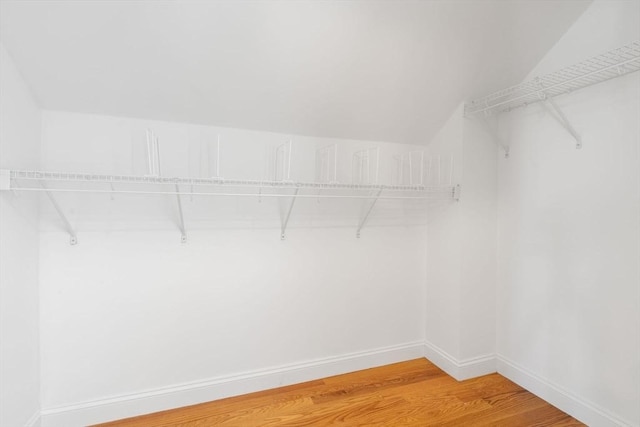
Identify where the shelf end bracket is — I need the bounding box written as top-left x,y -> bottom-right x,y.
540,97 -> 582,149
356,188 -> 383,238
39,181 -> 78,245
280,187 -> 299,240
174,184 -> 187,243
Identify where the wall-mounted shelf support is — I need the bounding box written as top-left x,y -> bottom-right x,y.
2,169 -> 457,243
465,41 -> 638,155
539,95 -> 582,149
356,188 -> 383,238
174,184 -> 187,243
40,181 -> 78,245
280,187 -> 299,240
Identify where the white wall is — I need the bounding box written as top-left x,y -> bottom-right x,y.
0,44 -> 41,427
37,111 -> 432,426
5,2 -> 635,426
496,1 -> 640,426
459,117 -> 497,362
424,104 -> 498,380
425,105 -> 463,361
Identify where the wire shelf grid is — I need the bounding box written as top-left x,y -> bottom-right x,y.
465,41 -> 640,116
6,170 -> 455,199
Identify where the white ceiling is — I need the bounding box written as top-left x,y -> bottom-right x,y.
0,0 -> 591,144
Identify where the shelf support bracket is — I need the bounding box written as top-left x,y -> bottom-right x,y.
479,117 -> 510,158
280,187 -> 299,240
39,181 -> 78,245
174,184 -> 187,243
540,97 -> 582,149
356,188 -> 383,238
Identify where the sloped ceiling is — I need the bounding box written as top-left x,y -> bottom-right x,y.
0,0 -> 591,144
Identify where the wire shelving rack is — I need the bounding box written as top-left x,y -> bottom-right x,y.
2,170 -> 453,198
465,41 -> 640,116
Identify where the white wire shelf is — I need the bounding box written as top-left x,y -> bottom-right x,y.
465,41 -> 640,116
2,168 -> 459,243
1,169 -> 457,200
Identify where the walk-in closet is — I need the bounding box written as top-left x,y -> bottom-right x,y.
1,1 -> 638,426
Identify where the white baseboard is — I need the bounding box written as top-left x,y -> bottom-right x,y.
25,410 -> 41,427
423,341 -> 496,381
40,341 -> 424,427
497,354 -> 636,427
37,345 -> 636,427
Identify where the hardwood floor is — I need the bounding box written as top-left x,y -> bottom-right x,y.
95,358 -> 584,426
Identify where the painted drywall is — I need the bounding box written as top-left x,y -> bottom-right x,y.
0,43 -> 41,427
424,104 -> 498,379
496,1 -> 640,425
425,105 -> 463,361
458,117 -> 497,362
36,111 -> 436,426
0,1 -> 591,144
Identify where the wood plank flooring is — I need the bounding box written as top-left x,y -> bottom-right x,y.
95,358 -> 584,426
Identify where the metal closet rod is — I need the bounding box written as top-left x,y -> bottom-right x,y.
10,187 -> 449,200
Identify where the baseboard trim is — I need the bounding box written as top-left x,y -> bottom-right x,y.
25,410 -> 41,427
423,341 -> 496,381
40,341 -> 424,427
496,354 -> 636,427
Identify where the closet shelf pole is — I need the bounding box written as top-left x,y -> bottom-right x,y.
356,187 -> 383,238
39,181 -> 78,245
174,184 -> 187,243
280,187 -> 299,240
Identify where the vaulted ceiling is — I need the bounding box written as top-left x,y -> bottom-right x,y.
0,0 -> 591,144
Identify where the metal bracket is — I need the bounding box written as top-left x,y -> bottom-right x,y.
479,117 -> 510,158
540,96 -> 582,149
174,184 -> 187,243
356,188 -> 383,238
280,187 -> 299,240
39,181 -> 78,245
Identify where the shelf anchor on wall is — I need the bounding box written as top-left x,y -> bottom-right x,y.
539,94 -> 582,149
280,188 -> 300,240
174,184 -> 187,243
356,188 -> 383,238
280,187 -> 299,240
39,181 -> 78,245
